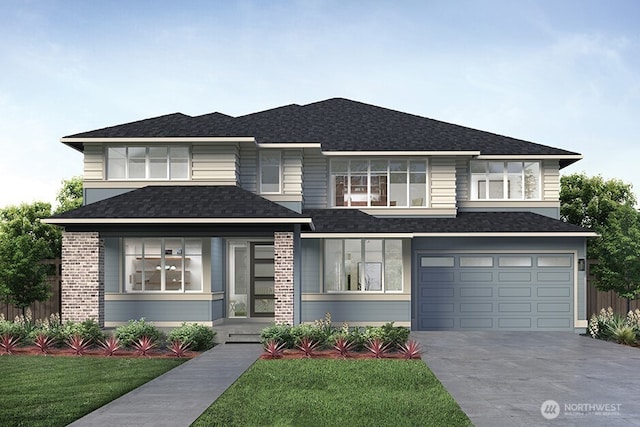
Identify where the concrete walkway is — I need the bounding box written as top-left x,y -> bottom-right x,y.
412,331 -> 640,427
68,343 -> 263,427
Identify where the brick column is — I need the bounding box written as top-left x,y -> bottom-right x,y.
274,232 -> 294,325
61,231 -> 104,326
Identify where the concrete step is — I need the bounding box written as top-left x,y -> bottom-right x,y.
225,332 -> 262,344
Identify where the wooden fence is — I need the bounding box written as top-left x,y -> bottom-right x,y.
0,259 -> 61,321
586,259 -> 640,317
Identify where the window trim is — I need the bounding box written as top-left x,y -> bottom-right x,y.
123,237 -> 203,293
323,239 -> 404,293
106,145 -> 190,181
259,150 -> 282,194
330,159 -> 428,208
469,160 -> 541,201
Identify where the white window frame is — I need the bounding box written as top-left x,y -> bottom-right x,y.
470,160 -> 541,200
330,159 -> 428,208
323,239 -> 404,293
259,151 -> 282,194
123,238 -> 202,293
106,146 -> 190,180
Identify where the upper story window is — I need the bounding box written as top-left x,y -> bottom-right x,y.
331,159 -> 427,207
260,151 -> 282,193
107,146 -> 189,180
470,161 -> 540,200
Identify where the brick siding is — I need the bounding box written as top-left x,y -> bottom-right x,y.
61,231 -> 104,326
274,232 -> 294,324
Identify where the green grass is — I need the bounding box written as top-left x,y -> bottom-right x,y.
192,359 -> 472,427
0,355 -> 185,427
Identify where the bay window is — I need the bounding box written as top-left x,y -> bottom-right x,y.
324,239 -> 404,292
470,161 -> 540,200
331,159 -> 427,207
124,238 -> 202,292
107,146 -> 189,180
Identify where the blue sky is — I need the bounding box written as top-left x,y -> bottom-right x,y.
1,0 -> 639,208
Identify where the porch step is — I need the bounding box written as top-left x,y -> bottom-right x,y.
225,332 -> 262,344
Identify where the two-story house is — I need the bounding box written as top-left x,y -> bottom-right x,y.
46,98 -> 595,332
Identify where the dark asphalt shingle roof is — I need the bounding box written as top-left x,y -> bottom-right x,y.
63,98 -> 579,162
49,186 -> 307,220
304,209 -> 591,234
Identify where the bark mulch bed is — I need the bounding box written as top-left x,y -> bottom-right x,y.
261,349 -> 421,360
2,346 -> 201,359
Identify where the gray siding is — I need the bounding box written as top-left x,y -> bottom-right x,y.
104,237 -> 120,292
105,300 -> 212,322
211,238 -> 225,293
301,301 -> 410,323
239,144 -> 258,193
301,239 -> 321,293
302,149 -> 328,208
212,299 -> 225,320
191,143 -> 239,183
283,149 -> 303,195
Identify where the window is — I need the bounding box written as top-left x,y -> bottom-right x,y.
498,256 -> 532,267
331,159 -> 427,207
470,161 -> 540,200
260,151 -> 282,193
124,238 -> 202,292
107,146 -> 189,180
420,256 -> 455,267
324,239 -> 404,292
537,256 -> 571,267
460,256 -> 494,267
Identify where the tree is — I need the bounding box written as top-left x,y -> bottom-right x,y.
591,204 -> 640,313
54,176 -> 83,214
560,173 -> 636,229
0,202 -> 59,317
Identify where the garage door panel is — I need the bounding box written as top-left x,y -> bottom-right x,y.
498,318 -> 532,328
499,303 -> 532,312
460,318 -> 493,328
460,287 -> 493,297
537,287 -> 571,297
537,303 -> 571,313
417,253 -> 573,331
537,272 -> 571,282
498,287 -> 531,297
460,272 -> 493,282
498,272 -> 532,282
460,302 -> 493,313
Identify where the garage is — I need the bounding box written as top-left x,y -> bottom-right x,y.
417,253 -> 574,330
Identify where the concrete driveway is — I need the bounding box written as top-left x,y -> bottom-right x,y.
411,331 -> 640,427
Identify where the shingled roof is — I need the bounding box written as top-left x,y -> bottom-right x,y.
304,209 -> 594,236
62,98 -> 580,165
46,186 -> 311,226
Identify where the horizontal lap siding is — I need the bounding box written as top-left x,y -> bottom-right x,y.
301,300 -> 410,323
83,144 -> 104,181
283,150 -> 303,195
192,143 -> 239,183
543,160 -> 560,201
429,157 -> 456,209
302,149 -> 327,208
105,300 -> 212,322
239,144 -> 257,192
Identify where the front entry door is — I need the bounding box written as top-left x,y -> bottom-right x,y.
250,243 -> 275,317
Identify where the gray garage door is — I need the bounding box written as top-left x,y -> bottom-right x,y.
417,253 -> 573,330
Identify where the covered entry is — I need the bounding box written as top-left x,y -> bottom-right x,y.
417,253 -> 574,330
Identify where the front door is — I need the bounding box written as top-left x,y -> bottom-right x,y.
250,243 -> 275,317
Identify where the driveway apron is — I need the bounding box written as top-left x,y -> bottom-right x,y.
412,331 -> 640,427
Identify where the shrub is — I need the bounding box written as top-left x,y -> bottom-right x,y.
132,336 -> 156,356
296,337 -> 319,357
399,340 -> 422,359
589,307 -> 639,345
57,319 -> 105,345
365,338 -> 391,358
262,340 -> 286,359
332,336 -> 355,358
34,333 -> 56,354
115,319 -> 163,348
260,324 -> 294,348
0,333 -> 20,354
0,319 -> 28,342
167,323 -> 216,351
99,335 -> 122,356
168,340 -> 191,358
66,334 -> 91,356
291,323 -> 329,348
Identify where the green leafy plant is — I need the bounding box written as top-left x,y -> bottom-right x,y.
399,340 -> 422,359
132,336 -> 156,356
58,319 -> 104,345
296,337 -> 319,358
332,336 -> 355,358
291,324 -> 329,348
589,307 -> 640,344
66,334 -> 91,356
608,325 -> 637,346
115,318 -> 163,348
0,333 -> 20,354
365,338 -> 391,358
260,324 -> 294,348
167,323 -> 215,351
262,340 -> 286,359
168,340 -> 191,358
99,335 -> 122,356
33,332 -> 56,354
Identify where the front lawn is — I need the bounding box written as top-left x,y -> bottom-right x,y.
192,359 -> 472,427
0,355 -> 185,427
